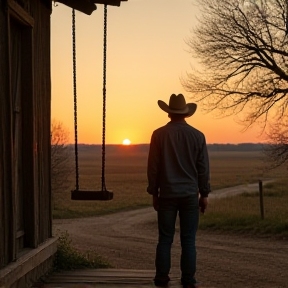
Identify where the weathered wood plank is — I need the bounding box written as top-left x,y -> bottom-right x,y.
21,23 -> 37,248
0,237 -> 57,287
0,2 -> 11,269
7,0 -> 34,26
32,0 -> 52,243
35,269 -> 213,288
7,10 -> 17,263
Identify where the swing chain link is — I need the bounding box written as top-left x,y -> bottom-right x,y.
102,4 -> 108,192
72,8 -> 79,191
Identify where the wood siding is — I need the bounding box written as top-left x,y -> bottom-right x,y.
33,0 -> 52,243
0,0 -> 13,269
0,0 -> 52,269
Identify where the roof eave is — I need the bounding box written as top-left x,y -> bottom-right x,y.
54,0 -> 128,15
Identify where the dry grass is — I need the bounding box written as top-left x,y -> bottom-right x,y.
200,179 -> 288,238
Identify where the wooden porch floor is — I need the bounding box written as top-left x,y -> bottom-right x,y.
33,268 -> 211,288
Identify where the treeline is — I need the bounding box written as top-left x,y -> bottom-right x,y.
68,143 -> 267,153
207,143 -> 265,152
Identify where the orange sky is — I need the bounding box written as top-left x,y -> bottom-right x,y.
51,0 -> 266,145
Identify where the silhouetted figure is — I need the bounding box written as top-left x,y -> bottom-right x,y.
147,94 -> 211,288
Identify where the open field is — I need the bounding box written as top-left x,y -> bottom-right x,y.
53,145 -> 287,227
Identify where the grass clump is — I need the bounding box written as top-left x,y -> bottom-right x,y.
199,179 -> 288,239
53,231 -> 112,271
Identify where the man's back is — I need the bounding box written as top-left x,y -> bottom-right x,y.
147,120 -> 210,198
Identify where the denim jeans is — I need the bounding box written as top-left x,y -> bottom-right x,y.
155,195 -> 199,285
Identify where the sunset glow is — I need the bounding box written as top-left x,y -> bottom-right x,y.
51,3 -> 265,145
122,139 -> 131,145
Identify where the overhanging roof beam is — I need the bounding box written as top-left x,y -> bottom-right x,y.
54,0 -> 128,15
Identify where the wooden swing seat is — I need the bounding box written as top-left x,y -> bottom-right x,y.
71,190 -> 113,201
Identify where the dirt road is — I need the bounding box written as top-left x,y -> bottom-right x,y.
53,182 -> 288,288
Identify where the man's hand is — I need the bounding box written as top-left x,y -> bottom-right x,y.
199,196 -> 208,214
153,195 -> 159,211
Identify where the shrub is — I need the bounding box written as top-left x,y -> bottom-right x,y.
53,231 -> 112,271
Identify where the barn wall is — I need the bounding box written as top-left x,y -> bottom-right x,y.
0,0 -> 57,286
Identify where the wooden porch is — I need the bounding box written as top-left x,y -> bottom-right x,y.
32,269 -> 211,287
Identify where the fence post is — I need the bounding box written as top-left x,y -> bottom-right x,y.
259,180 -> 264,220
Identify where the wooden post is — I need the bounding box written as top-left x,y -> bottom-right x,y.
259,180 -> 264,220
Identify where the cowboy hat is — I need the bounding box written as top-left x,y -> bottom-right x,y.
158,94 -> 197,117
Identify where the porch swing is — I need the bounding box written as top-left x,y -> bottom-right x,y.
71,4 -> 113,201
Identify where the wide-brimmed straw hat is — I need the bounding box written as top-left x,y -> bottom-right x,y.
158,94 -> 197,117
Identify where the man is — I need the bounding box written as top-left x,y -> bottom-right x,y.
147,94 -> 211,288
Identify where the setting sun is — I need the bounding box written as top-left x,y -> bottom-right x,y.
122,139 -> 131,145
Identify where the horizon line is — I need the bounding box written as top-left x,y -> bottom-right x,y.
65,142 -> 267,145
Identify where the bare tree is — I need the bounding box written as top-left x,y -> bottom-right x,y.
51,119 -> 73,204
183,0 -> 288,128
263,116 -> 288,169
